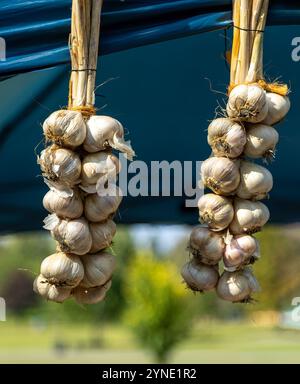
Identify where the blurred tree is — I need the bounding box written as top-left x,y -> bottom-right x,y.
123,251 -> 194,363
253,225 -> 300,311
1,270 -> 37,313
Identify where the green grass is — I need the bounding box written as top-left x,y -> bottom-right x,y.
0,319 -> 300,363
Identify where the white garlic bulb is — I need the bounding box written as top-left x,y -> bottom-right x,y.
43,110 -> 86,147
201,157 -> 240,195
38,145 -> 81,187
207,118 -> 246,158
224,234 -> 259,272
181,260 -> 219,292
44,215 -> 92,255
189,226 -> 225,265
43,188 -> 83,219
84,115 -> 135,160
227,84 -> 268,123
262,93 -> 290,125
217,268 -> 259,302
84,188 -> 123,222
80,252 -> 117,288
33,274 -> 72,303
81,151 -> 120,193
40,252 -> 84,288
230,198 -> 270,235
73,280 -> 112,305
237,161 -> 273,201
244,124 -> 279,159
198,194 -> 234,231
89,220 -> 117,253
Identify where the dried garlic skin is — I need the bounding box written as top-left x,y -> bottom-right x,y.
80,252 -> 117,288
181,260 -> 219,292
189,226 -> 225,265
89,219 -> 116,253
40,252 -> 84,288
84,115 -> 135,160
262,93 -> 290,126
208,118 -> 246,158
43,188 -> 83,219
244,124 -> 279,159
73,280 -> 112,305
227,84 -> 268,123
198,193 -> 234,231
201,157 -> 240,195
43,110 -> 87,148
33,274 -> 72,303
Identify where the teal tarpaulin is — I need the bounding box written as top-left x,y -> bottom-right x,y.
0,1 -> 300,232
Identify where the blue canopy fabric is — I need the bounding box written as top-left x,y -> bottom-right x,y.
0,1 -> 300,232
1,0 -> 300,78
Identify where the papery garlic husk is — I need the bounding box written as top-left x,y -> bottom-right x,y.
217,268 -> 259,303
201,157 -> 240,195
84,187 -> 123,222
262,93 -> 290,126
84,115 -> 135,160
44,215 -> 92,255
237,161 -> 273,201
198,194 -> 234,231
38,145 -> 81,187
40,252 -> 84,288
33,274 -> 72,303
43,110 -> 86,148
81,151 -> 121,192
181,260 -> 219,292
43,188 -> 83,219
227,84 -> 268,123
244,124 -> 279,159
229,198 -> 270,235
188,226 -> 225,265
73,280 -> 112,305
80,252 -> 117,288
224,235 -> 260,272
207,118 -> 246,158
89,220 -> 117,253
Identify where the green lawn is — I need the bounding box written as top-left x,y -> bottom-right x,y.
0,320 -> 300,363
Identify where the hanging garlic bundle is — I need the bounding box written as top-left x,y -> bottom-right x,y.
182,0 -> 290,303
35,0 -> 135,304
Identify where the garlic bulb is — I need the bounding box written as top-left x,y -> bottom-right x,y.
73,280 -> 112,305
217,268 -> 259,302
201,157 -> 240,195
230,198 -> 270,235
207,118 -> 246,158
43,110 -> 86,147
198,194 -> 234,231
189,226 -> 225,265
244,124 -> 279,159
40,252 -> 84,288
43,188 -> 83,219
227,84 -> 268,123
262,93 -> 290,125
33,274 -> 72,303
89,220 -> 117,253
84,115 -> 135,160
84,189 -> 122,222
81,151 -> 120,192
80,252 -> 116,288
44,215 -> 92,255
181,260 -> 219,292
237,161 -> 273,200
38,145 -> 81,186
224,235 -> 259,272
